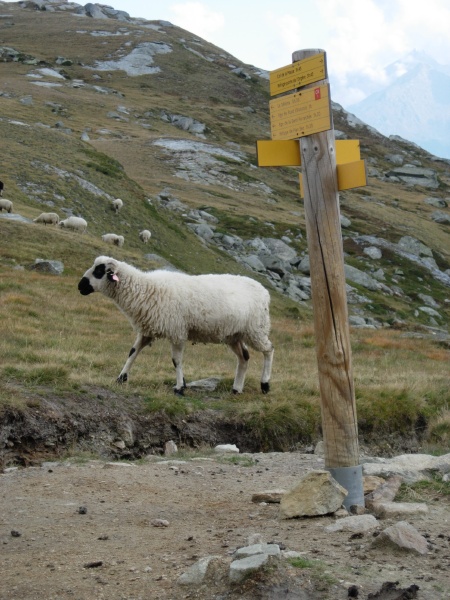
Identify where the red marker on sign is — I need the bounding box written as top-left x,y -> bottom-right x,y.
314,87 -> 321,100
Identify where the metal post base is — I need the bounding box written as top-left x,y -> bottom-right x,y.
327,464 -> 364,509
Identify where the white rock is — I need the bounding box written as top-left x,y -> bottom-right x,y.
325,514 -> 379,533
234,543 -> 280,559
164,440 -> 178,456
229,554 -> 269,583
214,444 -> 239,453
371,502 -> 428,519
373,521 -> 429,555
178,556 -> 220,585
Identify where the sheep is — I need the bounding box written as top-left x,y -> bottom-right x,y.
0,181 -> 3,196
0,199 -> 13,213
78,256 -> 274,395
59,216 -> 87,233
139,229 -> 151,243
111,198 -> 123,213
33,212 -> 60,225
102,233 -> 124,247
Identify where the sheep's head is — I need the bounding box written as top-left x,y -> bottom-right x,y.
78,256 -> 120,296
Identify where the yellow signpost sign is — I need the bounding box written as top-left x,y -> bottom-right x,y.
269,52 -> 326,96
298,160 -> 367,196
256,139 -> 367,193
269,83 -> 331,140
256,139 -> 362,167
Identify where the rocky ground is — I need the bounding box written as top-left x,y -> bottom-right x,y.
1,447 -> 449,600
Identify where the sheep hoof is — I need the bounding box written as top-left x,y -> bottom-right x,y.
232,388 -> 241,395
117,373 -> 128,384
261,382 -> 270,394
174,387 -> 185,396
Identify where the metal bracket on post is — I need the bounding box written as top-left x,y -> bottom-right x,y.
327,465 -> 364,509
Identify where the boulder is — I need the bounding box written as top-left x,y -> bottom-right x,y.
373,521 -> 429,555
279,470 -> 348,518
28,259 -> 64,275
431,210 -> 450,224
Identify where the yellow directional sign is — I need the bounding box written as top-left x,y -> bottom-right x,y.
269,84 -> 331,140
336,159 -> 368,190
298,159 -> 367,196
256,139 -> 361,167
270,52 -> 326,96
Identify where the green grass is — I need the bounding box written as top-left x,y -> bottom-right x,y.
395,474 -> 450,503
287,557 -> 337,590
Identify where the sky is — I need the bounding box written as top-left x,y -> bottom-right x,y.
3,0 -> 450,108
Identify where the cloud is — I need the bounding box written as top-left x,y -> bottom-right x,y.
170,2 -> 225,39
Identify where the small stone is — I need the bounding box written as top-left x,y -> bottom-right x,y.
214,444 -> 239,453
348,584 -> 359,597
83,561 -> 103,569
78,506 -> 87,514
11,530 -> 21,537
164,440 -> 178,456
151,519 -> 169,527
251,489 -> 286,503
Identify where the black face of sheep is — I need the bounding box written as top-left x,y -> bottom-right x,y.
78,277 -> 94,295
78,261 -> 118,295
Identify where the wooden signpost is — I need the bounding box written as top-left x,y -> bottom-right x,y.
258,49 -> 365,508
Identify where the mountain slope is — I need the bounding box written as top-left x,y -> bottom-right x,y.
0,0 -> 449,332
349,51 -> 450,159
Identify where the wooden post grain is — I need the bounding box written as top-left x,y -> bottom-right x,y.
292,49 -> 360,472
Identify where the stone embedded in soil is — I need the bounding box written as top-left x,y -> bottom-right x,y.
373,521 -> 429,555
325,514 -> 379,533
151,518 -> 169,527
279,470 -> 348,518
251,489 -> 286,503
371,501 -> 429,519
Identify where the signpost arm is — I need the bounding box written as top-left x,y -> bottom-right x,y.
292,49 -> 364,507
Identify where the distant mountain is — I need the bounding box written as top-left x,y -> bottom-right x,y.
348,51 -> 450,159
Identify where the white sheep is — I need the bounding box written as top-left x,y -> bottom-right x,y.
59,216 -> 87,233
33,212 -> 60,225
102,233 -> 124,247
78,256 -> 274,395
111,198 -> 123,213
139,229 -> 151,243
0,199 -> 13,213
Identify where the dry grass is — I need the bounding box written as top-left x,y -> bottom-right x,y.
0,4 -> 449,452
1,254 -> 449,450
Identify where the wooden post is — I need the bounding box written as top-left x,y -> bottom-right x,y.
292,49 -> 363,506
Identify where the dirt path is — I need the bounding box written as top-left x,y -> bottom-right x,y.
1,451 -> 449,600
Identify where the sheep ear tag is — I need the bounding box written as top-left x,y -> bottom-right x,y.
107,270 -> 120,283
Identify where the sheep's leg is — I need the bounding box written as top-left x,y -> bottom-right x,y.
260,342 -> 274,394
229,341 -> 250,394
117,333 -> 152,383
171,342 -> 186,395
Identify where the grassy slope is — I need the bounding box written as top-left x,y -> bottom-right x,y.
0,4 -> 449,451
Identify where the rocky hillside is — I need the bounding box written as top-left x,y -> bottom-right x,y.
0,0 -> 449,333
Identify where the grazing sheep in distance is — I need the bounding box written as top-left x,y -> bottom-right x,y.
102,233 -> 124,247
0,199 -> 13,213
111,198 -> 123,213
59,216 -> 87,233
78,256 -> 274,395
33,212 -> 60,225
139,229 -> 151,243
